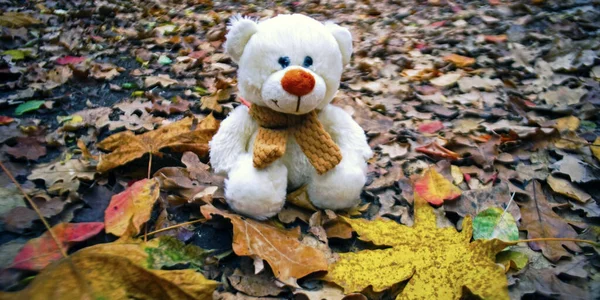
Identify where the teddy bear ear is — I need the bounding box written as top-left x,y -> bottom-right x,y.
325,22 -> 353,67
224,14 -> 259,63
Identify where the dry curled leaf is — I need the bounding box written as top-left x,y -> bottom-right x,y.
201,205 -> 328,283
97,115 -> 219,172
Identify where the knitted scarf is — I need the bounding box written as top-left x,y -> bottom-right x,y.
249,104 -> 342,175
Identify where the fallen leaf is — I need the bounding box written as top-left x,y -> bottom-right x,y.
55,56 -> 86,65
472,207 -> 519,242
495,250 -> 528,272
3,136 -> 46,160
518,181 -> 581,262
484,35 -> 507,43
418,120 -> 444,134
14,100 -> 46,115
443,54 -> 475,68
550,155 -> 600,184
541,86 -> 587,107
509,268 -> 588,299
1,239 -> 217,300
413,167 -> 461,205
294,283 -> 366,300
11,222 -> 104,271
104,178 -> 160,236
546,175 -> 591,203
592,138 -> 600,161
145,74 -> 179,88
0,116 -> 14,125
97,115 -> 219,172
553,116 -> 580,132
379,143 -> 408,160
201,205 -> 328,283
90,63 -> 121,80
445,181 -> 521,222
430,73 -> 462,87
326,195 -> 510,299
28,158 -> 96,190
0,12 -> 41,27
228,268 -> 284,297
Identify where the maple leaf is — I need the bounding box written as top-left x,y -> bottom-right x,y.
413,167 -> 462,205
201,205 -> 328,284
11,222 -> 104,271
326,195 -> 511,299
104,178 -> 160,237
96,115 -> 219,172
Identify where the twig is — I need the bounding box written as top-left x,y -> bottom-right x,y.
517,237 -> 599,247
145,219 -> 205,237
0,161 -> 68,259
491,192 -> 516,238
147,151 -> 153,179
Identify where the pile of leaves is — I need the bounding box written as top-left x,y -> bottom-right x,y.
0,0 -> 599,299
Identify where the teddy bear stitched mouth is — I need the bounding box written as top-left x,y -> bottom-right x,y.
270,96 -> 303,113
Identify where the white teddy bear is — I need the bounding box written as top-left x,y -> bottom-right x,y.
209,14 -> 372,219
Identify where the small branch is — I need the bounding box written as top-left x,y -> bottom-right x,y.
0,161 -> 68,259
145,219 -> 205,237
147,152 -> 153,179
517,237 -> 599,247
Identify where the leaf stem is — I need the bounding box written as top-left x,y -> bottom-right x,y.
517,237 -> 599,247
0,161 -> 68,259
147,152 -> 153,179
145,219 -> 205,237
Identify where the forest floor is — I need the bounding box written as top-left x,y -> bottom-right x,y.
0,0 -> 599,299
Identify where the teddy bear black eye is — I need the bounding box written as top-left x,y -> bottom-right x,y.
303,56 -> 313,67
278,56 -> 290,68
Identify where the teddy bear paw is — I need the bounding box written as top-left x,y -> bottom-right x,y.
224,155 -> 287,220
307,164 -> 365,210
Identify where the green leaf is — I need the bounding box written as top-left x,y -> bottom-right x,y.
496,250 -> 528,271
473,207 -> 518,242
145,236 -> 210,270
158,55 -> 172,65
3,50 -> 26,61
15,100 -> 45,115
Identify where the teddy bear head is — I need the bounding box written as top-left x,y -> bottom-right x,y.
224,14 -> 352,115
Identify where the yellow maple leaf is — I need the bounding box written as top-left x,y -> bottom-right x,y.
326,195 -> 511,299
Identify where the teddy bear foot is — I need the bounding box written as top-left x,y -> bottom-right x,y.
307,161 -> 366,211
224,154 -> 287,220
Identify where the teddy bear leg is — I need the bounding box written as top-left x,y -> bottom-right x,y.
307,155 -> 366,210
225,154 -> 287,220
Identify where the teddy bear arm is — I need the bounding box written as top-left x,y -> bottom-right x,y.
318,104 -> 373,161
209,105 -> 257,175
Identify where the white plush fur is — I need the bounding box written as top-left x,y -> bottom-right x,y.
210,14 -> 372,219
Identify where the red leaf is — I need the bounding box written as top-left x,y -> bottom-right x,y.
104,178 -> 160,236
55,56 -> 86,65
429,21 -> 447,28
418,121 -> 444,134
484,35 -> 507,43
11,222 -> 104,271
0,116 -> 14,125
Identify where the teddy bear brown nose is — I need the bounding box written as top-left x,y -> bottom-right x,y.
281,69 -> 315,97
